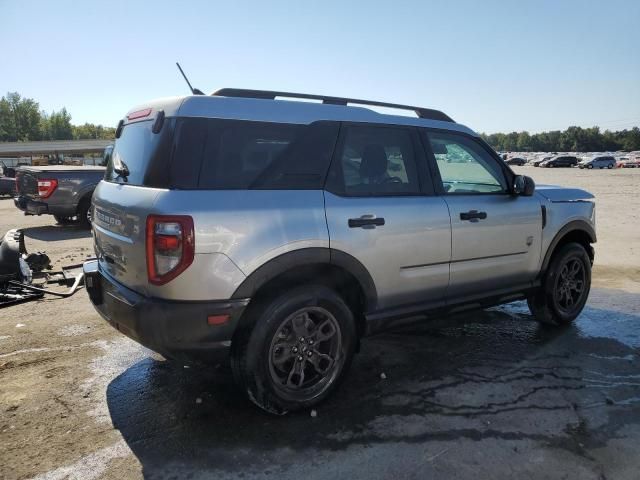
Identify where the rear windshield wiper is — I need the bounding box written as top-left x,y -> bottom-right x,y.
113,159 -> 130,180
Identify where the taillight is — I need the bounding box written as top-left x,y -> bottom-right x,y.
146,215 -> 195,285
37,179 -> 58,199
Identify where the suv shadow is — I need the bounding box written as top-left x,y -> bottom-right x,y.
22,225 -> 91,242
106,291 -> 640,478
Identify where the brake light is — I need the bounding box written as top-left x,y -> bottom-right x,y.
146,215 -> 195,285
37,179 -> 58,199
127,108 -> 152,120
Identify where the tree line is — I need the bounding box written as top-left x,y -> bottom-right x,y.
481,125 -> 640,152
0,92 -> 116,142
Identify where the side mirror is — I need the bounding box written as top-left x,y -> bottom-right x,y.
513,175 -> 535,196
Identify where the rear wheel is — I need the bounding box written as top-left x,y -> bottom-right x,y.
528,242 -> 591,326
77,198 -> 91,228
607,164 -> 613,169
231,285 -> 357,414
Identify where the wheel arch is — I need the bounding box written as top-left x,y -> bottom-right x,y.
231,248 -> 377,337
540,220 -> 596,275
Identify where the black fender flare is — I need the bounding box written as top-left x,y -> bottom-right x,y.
231,247 -> 378,311
540,220 -> 596,273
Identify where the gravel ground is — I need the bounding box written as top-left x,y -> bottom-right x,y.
1,167 -> 639,480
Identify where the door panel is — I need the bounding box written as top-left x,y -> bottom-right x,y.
423,129 -> 543,298
324,124 -> 451,310
444,195 -> 542,296
325,193 -> 451,309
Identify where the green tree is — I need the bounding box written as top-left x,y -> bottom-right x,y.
45,108 -> 73,140
0,92 -> 42,141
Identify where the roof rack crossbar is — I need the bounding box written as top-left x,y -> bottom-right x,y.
212,88 -> 454,123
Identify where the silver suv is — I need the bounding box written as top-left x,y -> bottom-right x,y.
84,89 -> 596,413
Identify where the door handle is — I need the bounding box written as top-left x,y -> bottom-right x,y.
348,215 -> 385,228
460,210 -> 487,222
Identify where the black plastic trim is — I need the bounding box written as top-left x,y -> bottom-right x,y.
539,220 -> 596,274
212,88 -> 454,122
231,247 -> 378,311
84,260 -> 248,363
365,281 -> 539,335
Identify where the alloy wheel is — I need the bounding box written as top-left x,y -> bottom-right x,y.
268,306 -> 342,397
554,257 -> 586,314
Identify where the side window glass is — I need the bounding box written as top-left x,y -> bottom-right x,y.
426,131 -> 507,194
329,125 -> 420,196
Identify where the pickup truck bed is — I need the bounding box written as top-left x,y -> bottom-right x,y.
14,165 -> 105,226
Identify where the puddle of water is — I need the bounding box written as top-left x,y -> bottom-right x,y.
83,338 -> 151,424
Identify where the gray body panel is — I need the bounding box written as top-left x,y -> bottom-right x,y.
14,165 -> 105,217
444,194 -> 543,297
324,192 -> 451,309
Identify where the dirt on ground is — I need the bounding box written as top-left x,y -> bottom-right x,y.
0,167 -> 639,480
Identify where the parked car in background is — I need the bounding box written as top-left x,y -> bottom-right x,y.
540,156 -> 578,168
578,156 -> 616,169
505,157 -> 527,166
14,164 -> 106,226
83,88 -> 596,414
619,157 -> 640,168
531,156 -> 552,167
0,161 -> 17,197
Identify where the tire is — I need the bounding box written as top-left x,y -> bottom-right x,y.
587,165 -> 593,169
607,164 -> 613,169
231,285 -> 357,414
77,198 -> 92,228
528,242 -> 591,326
53,214 -> 77,225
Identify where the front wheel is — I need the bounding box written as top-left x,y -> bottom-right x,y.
231,285 -> 357,414
528,242 -> 591,326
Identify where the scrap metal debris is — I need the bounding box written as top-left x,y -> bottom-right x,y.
0,228 -> 85,308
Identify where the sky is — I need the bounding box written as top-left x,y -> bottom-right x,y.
1,0 -> 639,134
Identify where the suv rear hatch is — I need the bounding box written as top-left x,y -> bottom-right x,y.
92,113 -> 174,294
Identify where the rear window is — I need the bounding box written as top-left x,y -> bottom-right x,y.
105,119 -> 174,187
172,118 -> 339,190
106,117 -> 339,190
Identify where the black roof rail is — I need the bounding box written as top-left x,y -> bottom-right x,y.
212,88 -> 454,123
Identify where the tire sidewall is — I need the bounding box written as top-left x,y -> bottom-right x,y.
542,243 -> 591,323
77,199 -> 91,228
244,285 -> 356,412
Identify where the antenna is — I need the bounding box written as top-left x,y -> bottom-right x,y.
176,62 -> 204,95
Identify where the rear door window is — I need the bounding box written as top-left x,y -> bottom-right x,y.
325,124 -> 422,196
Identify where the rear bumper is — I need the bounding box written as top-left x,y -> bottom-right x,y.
83,260 -> 249,364
14,195 -> 48,215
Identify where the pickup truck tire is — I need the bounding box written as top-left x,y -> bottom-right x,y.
54,215 -> 77,225
231,285 -> 357,414
528,242 -> 591,326
77,198 -> 92,228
